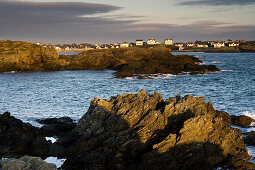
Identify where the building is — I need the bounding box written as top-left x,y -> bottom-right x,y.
213,41 -> 225,48
228,42 -> 239,47
136,40 -> 144,46
164,39 -> 173,45
120,42 -> 129,48
147,38 -> 156,45
187,42 -> 195,47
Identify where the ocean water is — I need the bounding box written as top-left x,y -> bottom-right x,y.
1,52 -> 255,163
0,52 -> 254,126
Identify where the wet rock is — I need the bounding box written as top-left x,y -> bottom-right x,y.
0,112 -> 51,158
62,90 -> 252,170
231,115 -> 255,128
0,156 -> 56,170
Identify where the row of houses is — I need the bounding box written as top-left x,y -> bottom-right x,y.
174,41 -> 240,50
38,39 -> 253,51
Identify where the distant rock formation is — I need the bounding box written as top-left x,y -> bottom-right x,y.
0,40 -> 64,72
60,47 -> 219,78
62,90 -> 254,170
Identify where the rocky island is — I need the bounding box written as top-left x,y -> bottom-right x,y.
1,90 -> 255,169
0,40 -> 219,78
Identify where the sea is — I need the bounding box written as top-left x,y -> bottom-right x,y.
0,52 -> 255,165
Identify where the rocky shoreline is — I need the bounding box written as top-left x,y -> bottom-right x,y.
0,40 -> 219,78
1,90 -> 255,169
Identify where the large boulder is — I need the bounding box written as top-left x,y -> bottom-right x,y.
62,90 -> 252,170
0,40 -> 65,72
0,112 -> 51,158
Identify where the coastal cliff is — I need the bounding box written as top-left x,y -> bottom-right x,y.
0,40 -> 64,72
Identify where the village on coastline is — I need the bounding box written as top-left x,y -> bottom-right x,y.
36,38 -> 255,52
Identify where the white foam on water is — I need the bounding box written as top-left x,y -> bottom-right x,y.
124,77 -> 135,80
246,146 -> 255,163
211,61 -> 222,64
45,137 -> 57,143
243,111 -> 255,120
44,157 -> 66,168
221,70 -> 233,72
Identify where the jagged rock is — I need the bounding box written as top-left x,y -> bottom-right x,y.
0,156 -> 56,170
231,115 -> 255,127
62,90 -> 252,170
0,112 -> 51,158
0,40 -> 65,72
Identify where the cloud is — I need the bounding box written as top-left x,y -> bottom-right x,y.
178,0 -> 255,6
0,1 -> 254,43
0,0 -> 121,16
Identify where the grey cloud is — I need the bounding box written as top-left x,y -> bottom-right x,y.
0,0 -> 121,16
178,0 -> 255,6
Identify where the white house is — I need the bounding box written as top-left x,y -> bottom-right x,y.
147,38 -> 156,45
136,40 -> 144,46
213,41 -> 225,48
55,46 -> 62,51
187,42 -> 195,47
228,42 -> 239,47
164,39 -> 173,45
175,43 -> 184,47
196,44 -> 208,48
120,42 -> 129,48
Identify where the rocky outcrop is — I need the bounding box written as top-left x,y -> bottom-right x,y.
60,47 -> 220,78
0,40 -> 65,72
0,156 -> 56,170
231,115 -> 255,128
0,112 -> 51,158
62,90 -> 253,170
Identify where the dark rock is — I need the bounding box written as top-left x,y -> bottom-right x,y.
0,112 -> 51,158
0,156 -> 56,170
62,90 -> 252,170
231,115 -> 255,128
37,117 -> 76,137
37,117 -> 78,158
243,131 -> 255,146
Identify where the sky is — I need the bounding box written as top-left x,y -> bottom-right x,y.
0,0 -> 255,44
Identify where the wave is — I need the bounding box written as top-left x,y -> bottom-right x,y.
44,157 -> 66,168
243,111 -> 255,121
221,70 -> 233,72
211,61 -> 222,64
